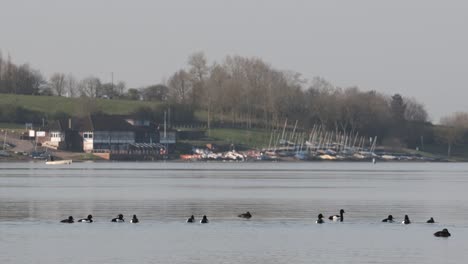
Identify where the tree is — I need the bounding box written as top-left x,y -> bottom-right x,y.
142,84 -> 169,101
126,88 -> 141,100
49,73 -> 66,96
65,74 -> 78,98
116,81 -> 126,97
168,70 -> 191,104
438,112 -> 468,157
404,98 -> 428,122
79,76 -> 101,98
390,94 -> 406,122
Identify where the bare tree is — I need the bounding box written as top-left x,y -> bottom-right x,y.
116,81 -> 126,97
188,51 -> 208,83
438,112 -> 468,157
65,74 -> 78,97
49,73 -> 66,96
79,76 -> 101,98
404,97 -> 428,122
168,70 -> 191,104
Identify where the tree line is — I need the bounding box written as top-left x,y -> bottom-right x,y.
2,49 -> 468,155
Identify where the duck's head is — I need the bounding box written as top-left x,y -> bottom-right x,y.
133,214 -> 137,218
202,215 -> 207,219
404,215 -> 409,220
118,214 -> 124,219
87,214 -> 93,220
388,215 -> 393,220
68,216 -> 74,221
340,209 -> 345,214
442,228 -> 449,233
318,213 -> 324,219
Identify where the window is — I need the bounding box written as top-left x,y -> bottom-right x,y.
83,132 -> 93,139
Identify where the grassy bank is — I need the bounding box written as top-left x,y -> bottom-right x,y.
0,93 -> 156,116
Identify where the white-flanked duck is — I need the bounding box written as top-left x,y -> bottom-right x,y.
78,214 -> 93,223
186,215 -> 195,223
402,215 -> 411,224
434,228 -> 451,237
329,209 -> 345,222
316,213 -> 324,224
427,217 -> 435,223
382,215 -> 394,223
200,215 -> 209,224
111,214 -> 125,222
60,216 -> 74,223
130,215 -> 139,223
238,211 -> 252,219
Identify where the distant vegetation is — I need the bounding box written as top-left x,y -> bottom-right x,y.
2,49 -> 468,157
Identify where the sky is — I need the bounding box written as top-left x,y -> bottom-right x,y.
1,0 -> 467,122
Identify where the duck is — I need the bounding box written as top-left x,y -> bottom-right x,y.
426,217 -> 435,223
434,228 -> 451,237
186,215 -> 195,223
60,216 -> 74,223
402,215 -> 411,224
382,215 -> 394,223
130,214 -> 139,223
329,209 -> 345,222
316,213 -> 324,224
238,211 -> 252,219
111,214 -> 125,222
200,215 -> 209,224
78,214 -> 93,223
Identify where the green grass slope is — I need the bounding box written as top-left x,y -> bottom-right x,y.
0,93 -> 157,115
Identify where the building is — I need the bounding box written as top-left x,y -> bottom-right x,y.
38,114 -> 169,160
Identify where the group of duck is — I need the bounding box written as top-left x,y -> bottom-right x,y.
315,209 -> 451,237
60,214 -> 139,223
60,209 -> 450,237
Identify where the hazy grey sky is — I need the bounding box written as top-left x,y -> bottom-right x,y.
1,0 -> 467,121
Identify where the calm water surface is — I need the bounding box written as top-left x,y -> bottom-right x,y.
1,162 -> 467,263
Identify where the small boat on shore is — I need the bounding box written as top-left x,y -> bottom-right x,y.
45,160 -> 72,165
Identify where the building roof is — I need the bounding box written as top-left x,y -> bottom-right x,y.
47,114 -> 137,132
89,114 -> 135,131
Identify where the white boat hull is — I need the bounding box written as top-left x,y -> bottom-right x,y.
46,160 -> 72,165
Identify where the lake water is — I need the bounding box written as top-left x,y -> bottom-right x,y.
1,162 -> 467,263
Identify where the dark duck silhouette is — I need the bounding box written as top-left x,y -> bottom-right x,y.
238,211 -> 252,219
329,209 -> 345,222
434,228 -> 451,237
78,214 -> 93,223
426,217 -> 435,223
130,214 -> 139,223
186,215 -> 195,223
316,213 -> 324,224
111,214 -> 125,222
200,215 -> 209,224
402,215 -> 411,224
382,215 -> 394,223
60,216 -> 74,223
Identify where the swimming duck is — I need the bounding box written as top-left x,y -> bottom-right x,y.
402,215 -> 411,224
434,228 -> 451,237
382,215 -> 394,223
111,214 -> 125,222
78,214 -> 93,223
130,214 -> 139,223
200,215 -> 209,224
329,209 -> 345,222
60,216 -> 74,223
186,215 -> 195,223
238,211 -> 252,219
427,217 -> 435,223
316,213 -> 324,224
